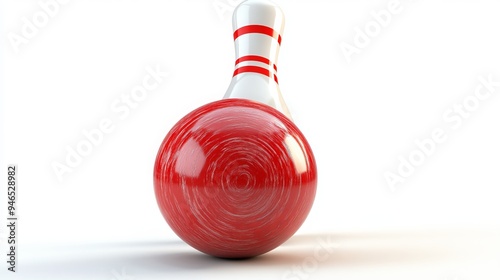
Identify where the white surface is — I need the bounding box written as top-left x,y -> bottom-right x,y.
1,0 -> 500,279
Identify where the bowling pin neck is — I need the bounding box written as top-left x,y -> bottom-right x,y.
231,0 -> 284,84
232,0 -> 285,38
224,0 -> 292,120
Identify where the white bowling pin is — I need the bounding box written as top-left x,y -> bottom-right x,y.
223,0 -> 292,119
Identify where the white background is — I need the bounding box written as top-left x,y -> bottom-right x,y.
1,0 -> 500,279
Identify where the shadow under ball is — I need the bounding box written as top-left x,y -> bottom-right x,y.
154,98 -> 317,258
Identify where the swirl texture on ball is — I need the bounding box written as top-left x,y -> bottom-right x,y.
154,98 -> 317,258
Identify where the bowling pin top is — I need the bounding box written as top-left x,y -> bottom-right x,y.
224,0 -> 292,119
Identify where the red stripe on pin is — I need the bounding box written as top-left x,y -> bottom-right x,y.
233,66 -> 279,84
233,25 -> 282,45
235,55 -> 278,72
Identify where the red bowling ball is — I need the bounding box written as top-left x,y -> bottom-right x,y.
154,98 -> 317,258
